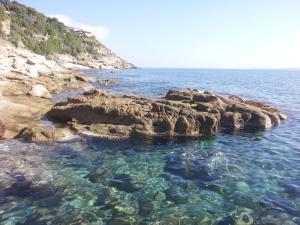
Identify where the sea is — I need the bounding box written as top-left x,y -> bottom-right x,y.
0,68 -> 300,224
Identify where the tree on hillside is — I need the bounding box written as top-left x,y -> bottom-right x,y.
0,0 -> 11,10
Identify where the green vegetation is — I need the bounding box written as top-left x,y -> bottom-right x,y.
0,1 -> 103,57
0,4 -> 6,35
0,4 -> 5,20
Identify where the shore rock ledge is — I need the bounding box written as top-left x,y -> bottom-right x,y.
46,89 -> 287,139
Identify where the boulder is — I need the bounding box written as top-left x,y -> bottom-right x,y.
165,89 -> 193,101
28,84 -> 52,99
20,126 -> 67,143
74,74 -> 97,83
46,89 -> 287,139
83,89 -> 108,96
26,67 -> 39,78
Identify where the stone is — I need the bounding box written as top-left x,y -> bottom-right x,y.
138,199 -> 154,217
236,181 -> 250,193
85,167 -> 108,183
165,89 -> 193,101
28,84 -> 52,99
165,187 -> 188,203
26,66 -> 39,78
46,89 -> 287,139
110,174 -> 143,192
264,192 -> 300,217
164,154 -> 215,180
83,89 -> 108,96
216,215 -> 236,225
75,74 -> 97,83
20,125 -> 67,142
4,174 -> 33,197
278,180 -> 300,197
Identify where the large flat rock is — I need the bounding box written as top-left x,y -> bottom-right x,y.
46,89 -> 287,139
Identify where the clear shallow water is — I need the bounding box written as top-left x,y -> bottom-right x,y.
1,69 -> 300,225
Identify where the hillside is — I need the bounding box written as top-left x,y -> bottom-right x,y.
0,1 -> 134,69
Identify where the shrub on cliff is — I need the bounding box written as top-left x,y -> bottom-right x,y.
0,4 -> 7,36
5,1 -> 100,57
0,4 -> 5,19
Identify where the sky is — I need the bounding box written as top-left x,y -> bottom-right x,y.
18,0 -> 300,68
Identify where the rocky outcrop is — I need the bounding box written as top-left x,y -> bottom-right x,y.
0,95 -> 52,139
19,125 -> 73,143
0,38 -> 134,80
0,70 -> 101,140
0,39 -> 67,77
46,89 -> 287,139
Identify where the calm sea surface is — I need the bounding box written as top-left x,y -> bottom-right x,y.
1,69 -> 300,224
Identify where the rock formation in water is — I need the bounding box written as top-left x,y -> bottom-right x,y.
46,89 -> 287,139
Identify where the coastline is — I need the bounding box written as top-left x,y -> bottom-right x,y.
0,40 -> 288,143
0,38 -> 131,141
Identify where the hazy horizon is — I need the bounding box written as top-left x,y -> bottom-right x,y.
18,0 -> 300,69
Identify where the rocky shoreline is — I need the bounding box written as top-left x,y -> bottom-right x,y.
0,39 -> 123,140
0,74 -> 288,143
0,40 -> 287,142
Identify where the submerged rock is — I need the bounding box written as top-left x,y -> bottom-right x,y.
165,187 -> 189,203
110,174 -> 143,192
138,199 -> 155,217
19,125 -> 69,142
164,155 -> 215,180
46,89 -> 287,139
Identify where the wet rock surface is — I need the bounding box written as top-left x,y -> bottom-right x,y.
19,125 -> 72,143
0,72 -> 92,140
47,89 -> 287,139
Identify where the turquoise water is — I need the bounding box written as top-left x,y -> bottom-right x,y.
1,69 -> 300,224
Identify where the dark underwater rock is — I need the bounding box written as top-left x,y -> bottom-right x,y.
4,174 -> 33,197
164,154 -> 215,181
110,174 -> 143,193
278,180 -> 300,198
138,199 -> 155,217
15,213 -> 49,225
263,192 -> 300,217
216,215 -> 236,225
85,166 -> 108,183
165,187 -> 188,204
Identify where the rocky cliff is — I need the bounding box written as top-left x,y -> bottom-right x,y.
0,1 -> 135,140
0,1 -> 135,70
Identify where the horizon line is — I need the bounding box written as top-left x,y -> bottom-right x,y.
136,67 -> 300,70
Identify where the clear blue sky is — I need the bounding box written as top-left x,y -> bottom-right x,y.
18,0 -> 300,68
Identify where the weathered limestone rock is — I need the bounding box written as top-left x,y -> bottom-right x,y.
46,89 -> 287,139
26,66 -> 39,78
19,125 -> 69,142
0,95 -> 53,139
0,71 -> 95,140
28,84 -> 52,99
